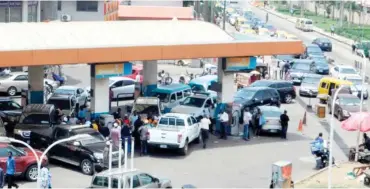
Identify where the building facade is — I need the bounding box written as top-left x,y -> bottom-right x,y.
0,1 -> 39,22
121,0 -> 183,7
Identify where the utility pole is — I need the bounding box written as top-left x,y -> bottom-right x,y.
222,0 -> 226,30
300,1 -> 304,17
339,0 -> 344,28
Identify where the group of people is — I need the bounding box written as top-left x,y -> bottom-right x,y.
242,108 -> 290,141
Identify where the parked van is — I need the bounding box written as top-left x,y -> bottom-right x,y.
151,84 -> 192,113
317,77 -> 353,104
188,75 -> 218,97
296,18 -> 313,32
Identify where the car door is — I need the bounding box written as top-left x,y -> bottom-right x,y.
262,89 -> 273,105
51,128 -> 74,163
126,175 -> 142,188
137,173 -> 159,188
186,117 -> 194,140
13,75 -> 28,92
0,148 -> 8,172
122,80 -> 135,97
334,98 -> 341,116
110,80 -> 123,99
190,116 -> 200,139
253,90 -> 266,106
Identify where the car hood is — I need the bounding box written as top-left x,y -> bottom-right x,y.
171,106 -> 203,116
23,148 -> 43,158
83,142 -> 107,153
341,105 -> 367,112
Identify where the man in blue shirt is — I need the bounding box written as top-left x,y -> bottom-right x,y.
6,151 -> 18,189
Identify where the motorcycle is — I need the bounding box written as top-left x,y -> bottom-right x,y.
157,72 -> 173,85
311,140 -> 335,169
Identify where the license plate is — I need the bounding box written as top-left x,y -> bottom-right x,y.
270,130 -> 278,133
160,145 -> 167,148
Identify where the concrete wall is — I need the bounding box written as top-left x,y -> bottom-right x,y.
56,1 -> 104,21
290,1 -> 370,25
130,0 -> 183,7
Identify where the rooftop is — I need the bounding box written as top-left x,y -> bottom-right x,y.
118,5 -> 194,20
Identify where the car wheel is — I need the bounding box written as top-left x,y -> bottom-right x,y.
25,164 -> 38,181
180,139 -> 189,156
284,94 -> 293,103
7,86 -> 17,96
81,159 -> 94,175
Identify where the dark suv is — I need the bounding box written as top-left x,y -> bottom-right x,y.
0,97 -> 23,136
250,81 -> 296,103
233,87 -> 280,111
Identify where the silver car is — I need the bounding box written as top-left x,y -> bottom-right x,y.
90,169 -> 172,189
258,106 -> 283,134
299,74 -> 323,97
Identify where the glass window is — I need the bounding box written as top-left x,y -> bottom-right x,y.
57,1 -> 62,10
9,7 -> 22,22
254,91 -> 264,100
55,128 -> 69,139
14,75 -> 27,81
159,118 -> 168,125
168,118 -> 175,125
123,80 -> 134,86
321,82 -> 327,89
76,1 -> 98,12
340,68 -> 357,74
92,176 -> 108,188
176,119 -> 185,126
20,114 -> 50,125
111,81 -> 123,88
138,174 -> 154,185
234,89 -> 256,99
127,176 -> 141,188
176,92 -> 183,100
0,101 -> 21,111
170,94 -> 176,102
182,97 -> 205,108
184,89 -> 191,97
204,99 -> 212,108
187,118 -> 192,125
190,117 -> 197,124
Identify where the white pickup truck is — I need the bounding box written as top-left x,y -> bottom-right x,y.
147,113 -> 201,155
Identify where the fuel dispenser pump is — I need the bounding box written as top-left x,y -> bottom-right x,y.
271,161 -> 292,189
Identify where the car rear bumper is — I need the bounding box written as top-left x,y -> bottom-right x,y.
148,142 -> 180,149
299,90 -> 318,97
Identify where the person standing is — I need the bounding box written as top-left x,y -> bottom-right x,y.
6,151 -> 18,189
209,104 -> 215,134
138,122 -> 149,156
78,107 -> 87,121
265,13 -> 269,23
112,108 -> 122,119
200,115 -> 211,148
121,123 -> 132,153
110,122 -> 121,148
330,25 -> 335,36
280,110 -> 290,139
254,109 -> 262,137
40,166 -> 50,189
218,110 -> 229,140
129,111 -> 138,128
243,108 -> 252,141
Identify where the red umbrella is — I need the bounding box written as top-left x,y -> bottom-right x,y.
341,112 -> 370,132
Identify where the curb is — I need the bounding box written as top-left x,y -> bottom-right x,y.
294,160 -> 347,185
256,6 -> 353,47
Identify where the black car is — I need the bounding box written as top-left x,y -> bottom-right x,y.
30,125 -> 124,175
312,38 -> 332,52
233,87 -> 280,111
0,97 -> 23,136
288,60 -> 315,85
302,44 -> 324,59
249,80 -> 296,103
310,56 -> 330,75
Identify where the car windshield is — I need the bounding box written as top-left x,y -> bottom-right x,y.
0,101 -> 21,111
20,114 -> 50,125
261,109 -> 281,117
347,78 -> 362,85
302,77 -> 321,84
78,132 -> 105,146
55,89 -> 75,95
340,68 -> 357,74
292,63 -> 310,71
158,117 -> 185,127
319,38 -> 330,43
340,97 -> 361,106
47,99 -> 71,110
234,89 -> 256,99
190,84 -> 206,93
307,47 -> 322,53
182,97 -> 205,108
305,20 -> 313,24
152,92 -> 169,103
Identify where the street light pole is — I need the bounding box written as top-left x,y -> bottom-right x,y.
37,135 -> 82,188
222,0 -> 226,30
328,85 -> 346,189
355,52 -> 367,161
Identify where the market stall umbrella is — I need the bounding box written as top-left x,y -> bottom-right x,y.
341,112 -> 370,132
250,70 -> 260,75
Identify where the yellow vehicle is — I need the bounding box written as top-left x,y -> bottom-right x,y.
235,17 -> 247,31
286,34 -> 298,40
317,77 -> 353,104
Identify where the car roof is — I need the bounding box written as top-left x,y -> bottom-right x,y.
96,168 -> 140,178
345,75 -> 362,80
241,86 -> 271,91
189,75 -> 217,84
303,74 -> 323,78
23,104 -> 54,114
153,84 -> 191,93
306,44 -> 320,48
57,86 -> 78,90
160,113 -> 190,119
317,38 -> 331,42
320,77 -> 353,85
109,77 -> 134,81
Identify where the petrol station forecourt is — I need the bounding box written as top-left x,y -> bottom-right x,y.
0,19 -> 325,188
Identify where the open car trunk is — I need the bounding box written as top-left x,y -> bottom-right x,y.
132,97 -> 161,120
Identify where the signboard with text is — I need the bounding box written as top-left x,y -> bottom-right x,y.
225,57 -> 257,72
95,62 -> 132,79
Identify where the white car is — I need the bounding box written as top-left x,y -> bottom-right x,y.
171,93 -> 215,118
330,65 -> 359,80
109,77 -> 135,99
148,113 -> 201,155
53,86 -> 89,107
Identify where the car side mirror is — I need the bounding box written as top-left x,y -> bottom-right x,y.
73,141 -> 81,146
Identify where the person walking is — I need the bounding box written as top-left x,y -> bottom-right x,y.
218,110 -> 229,140
138,121 -> 149,156
6,151 -> 18,189
352,43 -> 356,54
200,115 -> 211,148
254,109 -> 262,137
69,114 -> 78,124
256,111 -> 266,137
330,25 -> 335,36
280,110 -> 290,139
266,13 -> 269,23
110,122 -> 121,148
78,107 -> 87,121
209,104 -> 215,134
243,108 -> 252,141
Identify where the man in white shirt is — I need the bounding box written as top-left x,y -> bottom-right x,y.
135,72 -> 141,83
200,115 -> 211,148
218,110 -> 229,140
243,108 -> 252,141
